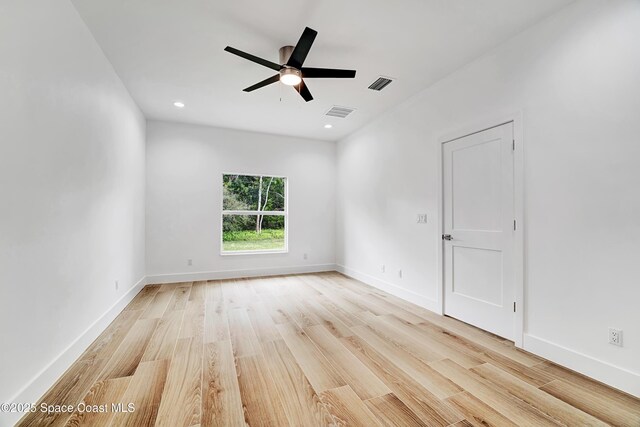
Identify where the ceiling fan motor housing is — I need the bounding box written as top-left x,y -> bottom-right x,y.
279,45 -> 295,65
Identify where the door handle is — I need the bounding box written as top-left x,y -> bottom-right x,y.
442,234 -> 453,241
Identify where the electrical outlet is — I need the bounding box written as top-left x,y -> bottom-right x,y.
417,214 -> 428,224
115,280 -> 119,291
380,264 -> 385,273
609,328 -> 623,347
303,253 -> 308,260
398,269 -> 403,279
187,259 -> 193,266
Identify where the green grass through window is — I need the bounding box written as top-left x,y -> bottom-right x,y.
222,229 -> 285,252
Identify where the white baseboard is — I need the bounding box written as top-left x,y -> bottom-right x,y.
2,276 -> 147,427
524,334 -> 640,398
336,264 -> 441,314
146,263 -> 337,284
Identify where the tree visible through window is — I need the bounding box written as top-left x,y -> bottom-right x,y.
222,174 -> 287,253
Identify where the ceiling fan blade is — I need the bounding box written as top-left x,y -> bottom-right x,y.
287,27 -> 318,69
301,67 -> 356,78
295,80 -> 313,102
224,46 -> 281,71
243,74 -> 281,92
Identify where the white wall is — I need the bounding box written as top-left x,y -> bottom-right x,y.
0,0 -> 146,419
336,0 -> 640,396
146,121 -> 336,282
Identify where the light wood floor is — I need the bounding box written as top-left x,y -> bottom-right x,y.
18,272 -> 640,426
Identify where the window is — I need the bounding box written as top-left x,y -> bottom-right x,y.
221,174 -> 287,254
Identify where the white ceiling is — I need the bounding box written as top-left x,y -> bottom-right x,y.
71,0 -> 573,141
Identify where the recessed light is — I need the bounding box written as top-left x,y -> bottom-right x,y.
173,101 -> 185,108
324,124 -> 333,129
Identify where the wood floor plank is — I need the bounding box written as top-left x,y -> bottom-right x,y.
445,391 -> 519,427
227,306 -> 261,357
350,324 -> 462,399
416,321 -> 555,387
276,322 -> 346,394
316,284 -> 372,318
316,297 -> 365,328
234,278 -> 260,302
98,318 -> 158,380
204,297 -> 230,344
365,393 -> 429,427
320,385 -> 383,427
305,324 -> 391,400
282,295 -> 323,329
140,289 -> 175,319
188,280 -> 207,302
337,288 -> 388,316
246,302 -> 282,342
430,359 -> 561,426
155,337 -> 203,426
65,376 -> 131,427
300,299 -> 353,338
261,340 -> 335,426
165,285 -> 191,312
221,279 -> 242,308
205,280 -> 223,300
80,309 -> 142,362
378,314 -> 484,368
111,359 -> 168,427
359,293 -> 426,324
17,356 -> 109,427
340,334 -> 463,426
536,361 -> 640,413
140,309 -> 184,362
472,363 -> 608,426
179,300 -> 205,340
236,353 -> 291,426
125,285 -> 160,312
202,341 -> 246,427
357,312 -> 445,364
263,295 -> 298,324
418,314 -> 542,367
540,379 -> 640,427
451,420 -> 474,427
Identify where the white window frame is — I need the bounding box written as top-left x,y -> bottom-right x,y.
220,172 -> 288,256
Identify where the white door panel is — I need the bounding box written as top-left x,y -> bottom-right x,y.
443,123 -> 515,340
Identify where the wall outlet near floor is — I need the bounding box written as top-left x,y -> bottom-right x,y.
609,328 -> 623,346
398,269 -> 403,279
114,280 -> 119,291
303,253 -> 308,260
380,264 -> 385,273
187,259 -> 193,266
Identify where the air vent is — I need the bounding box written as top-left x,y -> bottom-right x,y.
325,105 -> 356,119
368,76 -> 394,91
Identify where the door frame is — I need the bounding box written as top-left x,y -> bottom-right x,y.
436,112 -> 525,348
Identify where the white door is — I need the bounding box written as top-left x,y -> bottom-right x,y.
443,122 -> 515,340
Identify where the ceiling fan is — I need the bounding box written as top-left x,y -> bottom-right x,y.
224,27 -> 356,102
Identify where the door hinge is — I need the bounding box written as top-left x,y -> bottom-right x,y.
513,302 -> 516,312
513,219 -> 517,230
512,139 -> 515,151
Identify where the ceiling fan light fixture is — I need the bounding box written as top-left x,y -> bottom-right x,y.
280,68 -> 302,86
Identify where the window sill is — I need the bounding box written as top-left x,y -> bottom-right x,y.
220,249 -> 289,256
